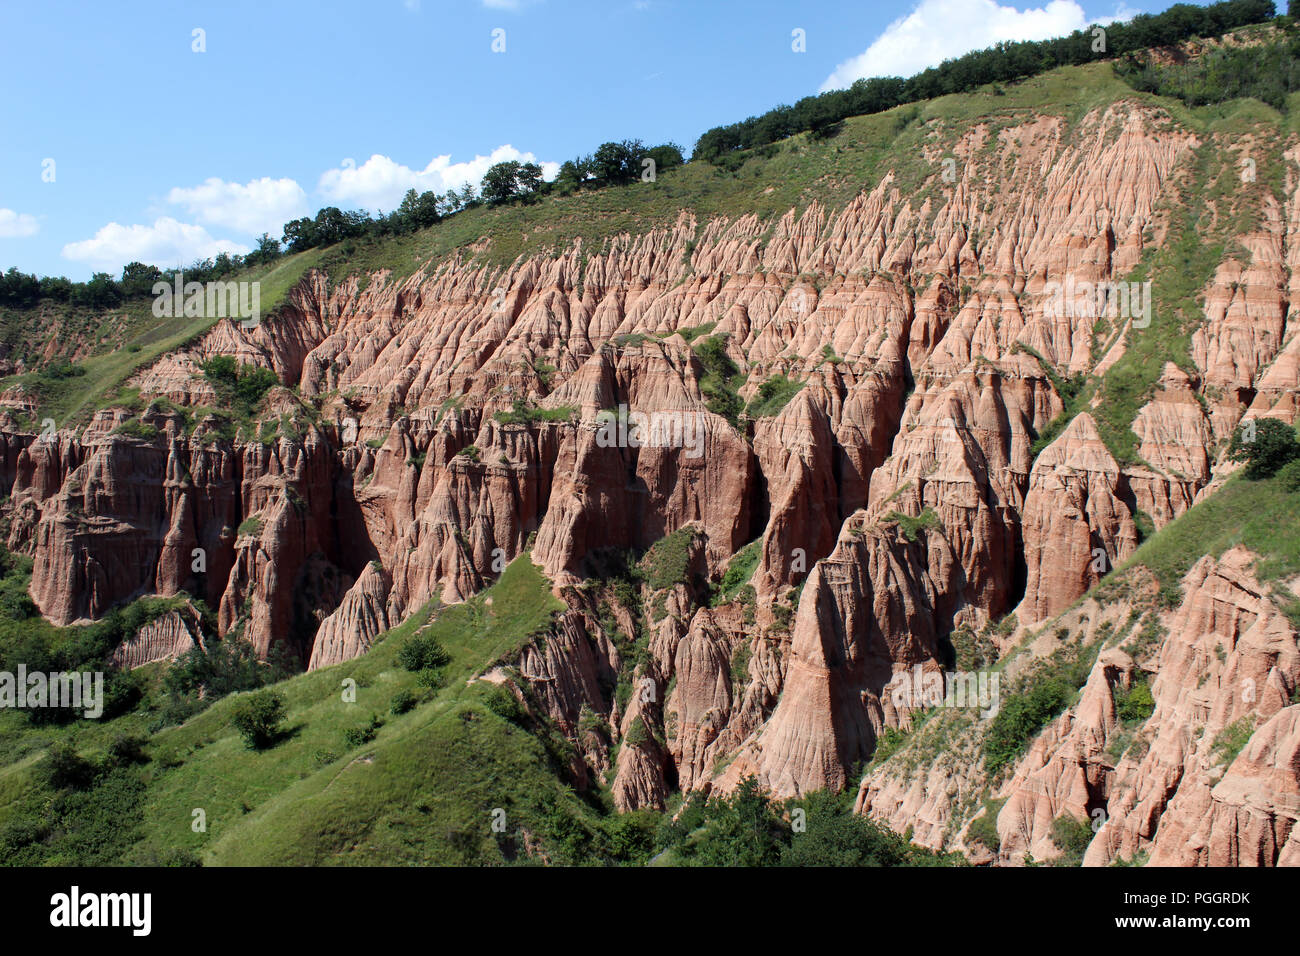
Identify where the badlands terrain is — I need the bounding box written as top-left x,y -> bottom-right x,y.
0,13 -> 1298,866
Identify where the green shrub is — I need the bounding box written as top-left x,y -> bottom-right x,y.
886,508 -> 942,542
640,528 -> 697,591
159,636 -> 285,726
416,667 -> 447,691
43,741 -> 95,790
390,689 -> 417,715
730,641 -> 752,688
229,690 -> 286,750
869,726 -> 909,765
746,374 -> 804,418
714,538 -> 761,603
966,798 -> 1006,852
1115,677 -> 1154,724
201,357 -> 279,418
692,334 -> 743,428
1117,38 -> 1300,112
484,684 -> 524,724
1049,814 -> 1094,867
112,419 -> 159,441
985,644 -> 1095,777
494,400 -> 575,426
107,734 -> 148,767
1212,717 -> 1255,767
397,633 -> 451,672
343,713 -> 384,748
1228,418 -> 1300,480
1277,458 -> 1300,493
625,716 -> 651,748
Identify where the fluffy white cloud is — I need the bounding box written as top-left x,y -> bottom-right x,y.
821,0 -> 1128,92
0,209 -> 39,239
166,176 -> 308,235
317,146 -> 560,212
62,218 -> 248,272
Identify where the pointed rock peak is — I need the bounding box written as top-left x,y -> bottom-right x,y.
1158,361 -> 1196,391
1033,412 -> 1120,475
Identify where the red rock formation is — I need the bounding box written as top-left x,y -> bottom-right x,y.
306,562 -> 391,670
11,98 -> 1300,833
1017,413 -> 1139,624
990,548 -> 1299,866
109,604 -> 204,670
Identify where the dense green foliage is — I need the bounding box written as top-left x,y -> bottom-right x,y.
158,635 -> 289,725
1227,417 -> 1300,480
555,140 -> 683,194
201,356 -> 280,419
1278,458 -> 1300,492
692,334 -> 744,427
966,798 -> 1006,852
1115,678 -> 1156,724
0,547 -> 199,726
713,538 -> 762,604
746,373 -> 804,418
1117,32 -> 1300,110
1212,716 -> 1255,765
479,160 -> 546,206
656,779 -> 963,866
690,0 -> 1274,162
1049,813 -> 1095,866
886,508 -> 943,542
640,528 -> 698,592
985,644 -> 1097,777
396,632 -> 451,673
0,243 -> 285,311
1,745 -> 154,866
229,690 -> 287,750
492,399 -> 576,425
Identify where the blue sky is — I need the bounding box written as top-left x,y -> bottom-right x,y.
0,0 -> 1214,279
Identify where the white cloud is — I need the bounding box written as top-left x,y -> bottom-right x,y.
62,217 -> 249,272
821,0 -> 1127,92
166,176 -> 308,235
317,146 -> 560,212
0,209 -> 39,238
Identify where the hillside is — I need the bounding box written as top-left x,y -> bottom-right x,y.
1,14 -> 1299,867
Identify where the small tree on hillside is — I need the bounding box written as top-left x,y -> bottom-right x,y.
481,160 -> 524,205
1228,417 -> 1300,479
230,690 -> 286,750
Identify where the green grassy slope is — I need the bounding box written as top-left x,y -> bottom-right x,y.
0,248 -> 323,427
0,558 -> 639,865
